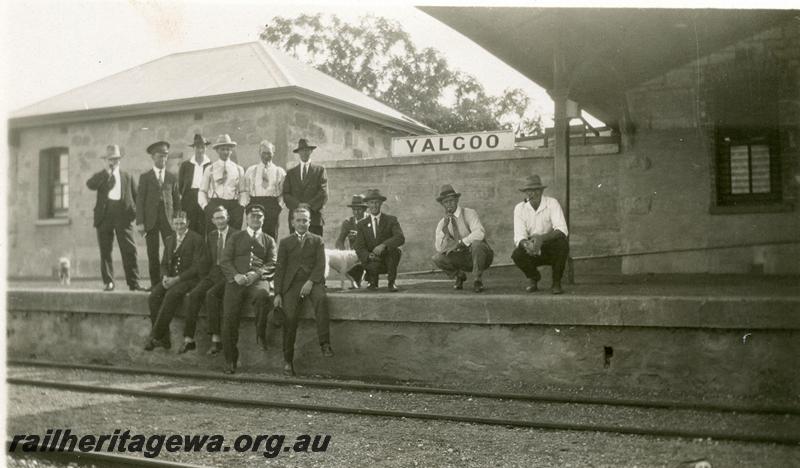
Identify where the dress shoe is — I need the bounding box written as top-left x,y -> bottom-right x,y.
103,282 -> 115,292
223,362 -> 236,374
321,343 -> 334,358
144,338 -> 169,351
454,273 -> 466,290
283,362 -> 295,376
551,282 -> 564,295
143,339 -> 156,351
525,281 -> 539,293
178,341 -> 196,354
207,342 -> 222,355
387,282 -> 399,292
129,285 -> 149,292
473,280 -> 484,293
366,283 -> 378,291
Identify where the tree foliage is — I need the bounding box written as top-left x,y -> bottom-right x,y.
260,14 -> 542,136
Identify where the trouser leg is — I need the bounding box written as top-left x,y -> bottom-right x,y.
225,199 -> 244,231
152,280 -> 195,341
145,229 -> 162,286
205,279 -> 226,336
431,251 -> 469,279
346,264 -> 364,283
281,281 -> 303,364
115,221 -> 140,288
182,189 -> 205,236
384,248 -> 402,283
183,276 -> 213,338
541,236 -> 569,283
470,240 -> 494,280
511,245 -> 542,281
221,282 -> 245,365
96,225 -> 115,284
309,283 -> 329,345
148,283 -> 167,327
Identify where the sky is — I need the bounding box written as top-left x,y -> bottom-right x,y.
4,0 -> 560,125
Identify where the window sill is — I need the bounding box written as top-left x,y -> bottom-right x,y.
710,202 -> 795,215
35,218 -> 71,226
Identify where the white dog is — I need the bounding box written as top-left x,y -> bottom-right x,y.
58,257 -> 71,285
325,249 -> 360,289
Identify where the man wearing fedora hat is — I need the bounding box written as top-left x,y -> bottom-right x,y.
86,144 -> 144,291
353,189 -> 405,292
432,185 -> 494,293
512,175 -> 569,294
242,139 -> 286,241
335,194 -> 369,288
199,134 -> 247,232
137,141 -> 181,289
283,139 -> 328,236
178,134 -> 212,235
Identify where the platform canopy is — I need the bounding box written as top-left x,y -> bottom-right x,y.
419,7 -> 795,128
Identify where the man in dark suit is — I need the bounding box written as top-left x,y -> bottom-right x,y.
353,189 -> 405,292
180,205 -> 237,354
273,208 -> 332,377
178,134 -> 212,235
137,141 -> 181,288
86,144 -> 143,291
335,194 -> 368,288
219,203 -> 277,374
145,211 -> 204,351
283,139 -> 328,236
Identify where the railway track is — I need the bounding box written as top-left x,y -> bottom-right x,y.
6,440 -> 209,468
9,358 -> 798,415
8,362 -> 800,446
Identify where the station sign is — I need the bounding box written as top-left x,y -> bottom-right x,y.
392,130 -> 515,157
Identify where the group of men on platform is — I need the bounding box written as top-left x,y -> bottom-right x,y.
86,132 -> 569,376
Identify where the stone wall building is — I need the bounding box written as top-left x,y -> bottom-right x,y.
7,41 -> 432,279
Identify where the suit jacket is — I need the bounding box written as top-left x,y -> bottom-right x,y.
282,163 -> 328,226
86,169 -> 138,228
178,158 -> 211,198
198,227 -> 238,277
353,213 -> 405,264
220,230 -> 277,283
274,233 -> 326,295
160,230 -> 204,280
136,169 -> 180,230
335,216 -> 364,250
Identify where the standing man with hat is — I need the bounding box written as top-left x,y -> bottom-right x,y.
432,185 -> 494,293
511,175 -> 569,294
86,145 -> 144,291
283,139 -> 328,236
178,134 -> 212,235
137,140 -> 181,289
353,189 -> 405,292
219,203 -> 277,374
243,139 -> 286,241
199,134 -> 247,232
335,194 -> 369,288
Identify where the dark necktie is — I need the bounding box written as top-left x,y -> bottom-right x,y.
216,232 -> 224,265
372,216 -> 379,239
157,169 -> 163,186
448,215 -> 462,241
301,163 -> 308,181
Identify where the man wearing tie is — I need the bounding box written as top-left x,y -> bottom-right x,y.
283,139 -> 328,236
137,141 -> 181,289
178,134 -> 212,235
199,134 -> 247,232
243,139 -> 286,240
180,205 -> 237,354
219,203 -> 277,374
273,207 -> 332,377
431,184 -> 494,293
353,189 -> 405,292
145,211 -> 204,351
86,144 -> 143,291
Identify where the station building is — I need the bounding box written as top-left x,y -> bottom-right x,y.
7,41 -> 432,278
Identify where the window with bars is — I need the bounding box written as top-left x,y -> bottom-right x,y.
39,147 -> 69,219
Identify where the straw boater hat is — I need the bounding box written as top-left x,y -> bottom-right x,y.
102,144 -> 123,159
436,184 -> 461,202
212,134 -> 237,149
146,141 -> 170,155
519,175 -> 547,191
189,134 -> 211,147
292,138 -> 317,153
362,188 -> 387,202
346,194 -> 368,208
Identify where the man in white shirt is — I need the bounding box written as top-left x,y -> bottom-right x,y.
512,175 -> 569,294
178,134 -> 212,235
432,185 -> 494,293
198,134 -> 247,231
243,139 -> 286,241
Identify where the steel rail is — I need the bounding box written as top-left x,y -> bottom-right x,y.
6,439 -> 209,467
8,377 -> 800,446
9,359 -> 799,416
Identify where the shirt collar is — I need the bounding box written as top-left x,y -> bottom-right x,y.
217,226 -> 228,236
153,166 -> 163,174
296,231 -> 307,240
261,161 -> 274,169
246,227 -> 261,238
175,230 -> 186,242
527,197 -> 546,213
449,206 -> 462,218
192,154 -> 210,166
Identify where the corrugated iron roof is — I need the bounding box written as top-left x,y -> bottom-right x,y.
10,41 -> 433,133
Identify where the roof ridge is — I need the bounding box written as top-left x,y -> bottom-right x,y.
252,41 -> 295,86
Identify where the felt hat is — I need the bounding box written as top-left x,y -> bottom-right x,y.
519,175 -> 547,191
102,144 -> 123,159
189,134 -> 211,147
363,188 -> 387,202
292,138 -> 317,153
435,184 -> 461,202
346,194 -> 368,208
